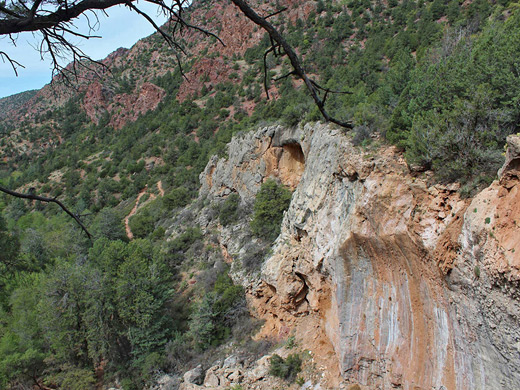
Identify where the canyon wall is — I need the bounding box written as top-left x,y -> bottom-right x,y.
197,124 -> 520,389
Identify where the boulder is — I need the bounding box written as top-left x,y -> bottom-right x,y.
203,365 -> 220,388
222,355 -> 240,369
154,374 -> 180,390
246,355 -> 271,382
184,365 -> 204,385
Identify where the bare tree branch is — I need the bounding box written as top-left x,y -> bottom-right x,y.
230,0 -> 353,129
125,0 -> 185,54
264,7 -> 287,20
0,4 -> 22,18
0,50 -> 25,75
0,0 -> 224,80
309,79 -> 352,95
145,0 -> 225,46
0,185 -> 92,240
30,0 -> 44,17
273,70 -> 296,81
263,44 -> 278,99
0,0 -> 126,35
1,0 -> 352,127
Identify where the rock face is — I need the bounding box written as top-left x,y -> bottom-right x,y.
82,81 -> 166,129
199,123 -> 520,389
184,365 -> 204,385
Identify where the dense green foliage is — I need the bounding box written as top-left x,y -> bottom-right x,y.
0,222 -> 246,387
390,11 -> 520,186
0,238 -> 175,387
250,179 -> 292,242
218,193 -> 241,226
269,353 -> 302,382
189,273 -> 246,350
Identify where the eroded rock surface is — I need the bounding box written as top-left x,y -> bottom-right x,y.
194,124 -> 520,389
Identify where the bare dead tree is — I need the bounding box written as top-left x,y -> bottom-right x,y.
1,0 -> 351,127
0,0 -> 218,80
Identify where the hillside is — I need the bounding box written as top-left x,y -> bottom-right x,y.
1,0 -> 520,389
0,90 -> 37,121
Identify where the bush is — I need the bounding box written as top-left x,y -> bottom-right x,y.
390,15 -> 520,184
128,209 -> 155,238
218,193 -> 240,226
163,187 -> 191,210
241,242 -> 268,272
44,364 -> 95,390
189,273 -> 246,351
250,179 -> 292,242
269,353 -> 302,382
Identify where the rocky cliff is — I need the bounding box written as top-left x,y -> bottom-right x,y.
190,123 -> 520,390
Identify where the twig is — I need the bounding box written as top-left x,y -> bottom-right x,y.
263,45 -> 277,99
0,51 -> 25,76
145,0 -> 226,46
0,4 -> 22,18
273,70 -> 296,81
264,7 -> 287,20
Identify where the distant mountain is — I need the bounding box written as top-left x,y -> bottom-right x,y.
0,90 -> 38,120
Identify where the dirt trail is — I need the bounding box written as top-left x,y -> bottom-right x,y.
124,181 -> 165,240
157,180 -> 165,196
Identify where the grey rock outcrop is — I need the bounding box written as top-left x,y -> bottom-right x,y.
196,122 -> 520,389
183,365 -> 204,385
151,374 -> 181,390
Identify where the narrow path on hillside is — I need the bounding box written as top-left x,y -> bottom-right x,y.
157,180 -> 165,197
124,181 -> 165,240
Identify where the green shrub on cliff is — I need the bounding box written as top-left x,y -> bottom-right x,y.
269,353 -> 302,382
218,193 -> 241,226
250,179 -> 292,242
389,11 -> 520,185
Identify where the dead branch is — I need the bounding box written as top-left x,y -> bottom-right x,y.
264,7 -> 287,20
263,44 -> 278,99
0,185 -> 92,240
231,0 -> 353,129
1,0 -> 225,82
273,70 -> 296,81
0,50 -> 25,76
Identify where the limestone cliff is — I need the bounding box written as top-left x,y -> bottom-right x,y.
194,123 -> 520,390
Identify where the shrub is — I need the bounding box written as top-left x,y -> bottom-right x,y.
285,335 -> 296,349
241,243 -> 268,272
47,365 -> 96,390
269,353 -> 302,382
390,14 -> 520,184
163,187 -> 191,210
189,273 -> 246,351
352,124 -> 372,146
250,179 -> 292,242
128,209 -> 155,238
218,193 -> 240,226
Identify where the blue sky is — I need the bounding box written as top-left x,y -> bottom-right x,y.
0,3 -> 167,99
